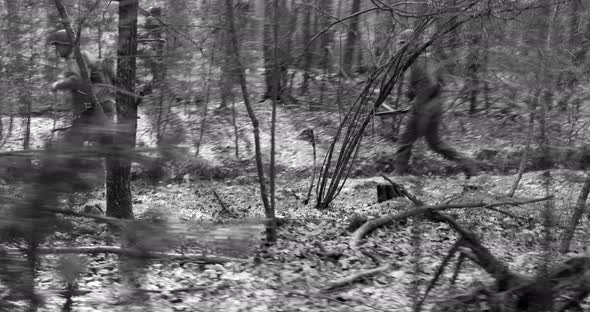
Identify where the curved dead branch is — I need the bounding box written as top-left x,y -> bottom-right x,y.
349,195 -> 553,249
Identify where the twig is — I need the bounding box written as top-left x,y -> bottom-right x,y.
212,191 -> 230,213
375,109 -> 410,116
304,4 -> 379,51
484,206 -> 526,220
300,129 -> 316,205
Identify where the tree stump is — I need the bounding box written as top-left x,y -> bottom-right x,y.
377,183 -> 402,202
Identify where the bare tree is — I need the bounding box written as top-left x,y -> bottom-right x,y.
106,0 -> 139,219
225,0 -> 276,242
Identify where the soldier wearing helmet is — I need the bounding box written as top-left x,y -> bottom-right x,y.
49,29 -> 116,146
393,28 -> 477,177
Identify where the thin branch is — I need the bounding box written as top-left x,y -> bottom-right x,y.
138,7 -> 206,57
321,263 -> 392,292
212,191 -> 230,213
304,5 -> 379,48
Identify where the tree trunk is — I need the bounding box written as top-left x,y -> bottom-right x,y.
218,10 -> 233,109
262,0 -> 289,101
466,32 -> 480,114
4,1 -> 29,149
300,4 -> 312,95
106,0 -> 139,219
342,0 -> 361,75
218,0 -> 248,109
145,8 -> 167,145
225,0 -> 276,242
254,0 -> 265,44
560,175 -> 590,253
318,0 -> 333,74
482,30 -> 491,111
269,0 -> 280,243
532,0 -> 555,169
557,0 -> 588,111
447,0 -> 460,76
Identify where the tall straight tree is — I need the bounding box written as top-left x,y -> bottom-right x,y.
300,4 -> 312,95
342,0 -> 361,75
262,0 -> 289,101
106,0 -> 139,219
224,0 -> 276,242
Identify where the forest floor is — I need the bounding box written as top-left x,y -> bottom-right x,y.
1,90 -> 590,311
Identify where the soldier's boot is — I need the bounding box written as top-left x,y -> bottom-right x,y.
393,144 -> 413,175
461,159 -> 479,179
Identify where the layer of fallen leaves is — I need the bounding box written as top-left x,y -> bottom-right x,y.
0,170 -> 583,311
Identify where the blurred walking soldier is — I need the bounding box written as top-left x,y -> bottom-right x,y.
393,29 -> 477,177
49,29 -> 116,146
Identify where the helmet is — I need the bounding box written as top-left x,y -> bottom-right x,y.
397,28 -> 415,45
49,29 -> 72,46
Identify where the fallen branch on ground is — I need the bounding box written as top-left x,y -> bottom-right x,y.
370,180 -> 590,310
484,206 -> 525,220
374,109 -> 410,116
42,207 -> 125,226
349,195 -> 553,249
417,239 -> 463,310
433,213 -> 522,290
8,246 -> 245,264
321,263 -> 392,292
38,284 -> 215,297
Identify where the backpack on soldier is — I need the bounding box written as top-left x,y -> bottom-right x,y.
86,54 -> 116,87
98,57 -> 116,86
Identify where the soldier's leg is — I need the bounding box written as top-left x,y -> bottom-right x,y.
101,100 -> 116,122
60,110 -> 97,201
424,113 -> 477,177
393,113 -> 420,174
98,100 -> 116,147
63,111 -> 89,149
